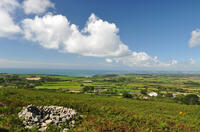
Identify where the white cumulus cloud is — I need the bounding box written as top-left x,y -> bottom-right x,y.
23,0 -> 54,15
0,0 -> 20,13
106,52 -> 178,68
0,0 -> 21,37
22,13 -> 131,57
189,29 -> 200,48
22,14 -> 73,49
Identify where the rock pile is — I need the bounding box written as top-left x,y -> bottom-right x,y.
18,105 -> 79,131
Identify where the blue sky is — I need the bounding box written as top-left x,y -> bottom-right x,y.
0,0 -> 200,70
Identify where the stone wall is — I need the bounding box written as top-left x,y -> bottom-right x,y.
18,105 -> 80,131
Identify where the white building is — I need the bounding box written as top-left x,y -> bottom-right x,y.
148,91 -> 158,97
172,93 -> 177,98
143,96 -> 149,100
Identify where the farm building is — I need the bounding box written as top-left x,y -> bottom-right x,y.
172,93 -> 177,98
143,96 -> 149,100
148,91 -> 158,97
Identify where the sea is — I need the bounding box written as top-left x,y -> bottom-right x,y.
0,68 -> 199,76
0,68 -> 131,76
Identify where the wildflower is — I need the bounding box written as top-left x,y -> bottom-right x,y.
179,112 -> 183,115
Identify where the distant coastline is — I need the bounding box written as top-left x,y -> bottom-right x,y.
0,68 -> 200,76
0,68 -> 130,76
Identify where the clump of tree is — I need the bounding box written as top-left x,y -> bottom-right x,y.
175,94 -> 199,105
165,93 -> 173,98
183,94 -> 199,105
122,91 -> 132,98
41,77 -> 60,82
141,89 -> 147,95
82,86 -> 94,92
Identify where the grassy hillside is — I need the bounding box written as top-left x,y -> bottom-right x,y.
0,88 -> 200,131
0,73 -> 200,131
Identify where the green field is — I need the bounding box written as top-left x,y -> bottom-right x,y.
1,73 -> 200,94
0,73 -> 200,131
